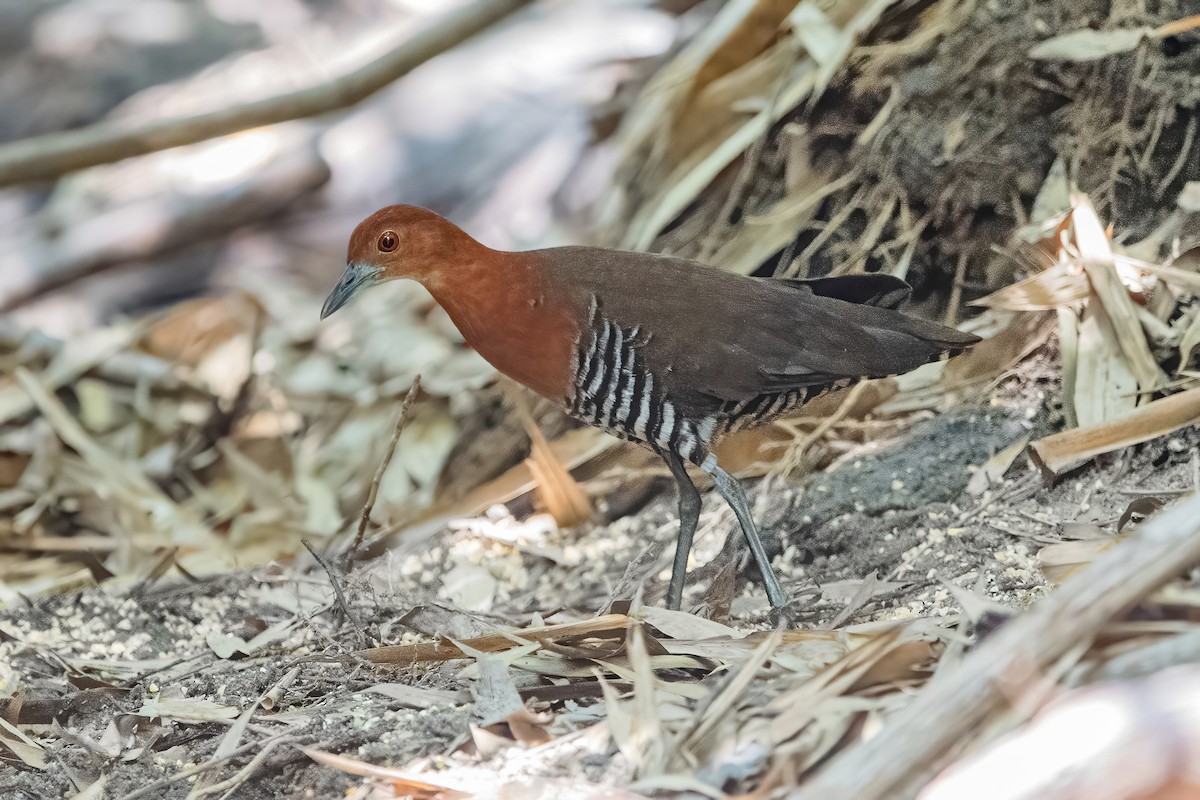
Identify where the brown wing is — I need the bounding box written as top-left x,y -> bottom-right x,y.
535,247 -> 979,412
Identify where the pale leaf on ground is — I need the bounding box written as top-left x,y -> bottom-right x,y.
1028,27 -> 1150,61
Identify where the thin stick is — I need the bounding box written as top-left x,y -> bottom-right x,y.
944,251 -> 969,327
115,734 -> 296,800
0,0 -> 532,186
788,491 -> 1200,800
303,539 -> 364,646
202,735 -> 293,799
344,376 -> 421,570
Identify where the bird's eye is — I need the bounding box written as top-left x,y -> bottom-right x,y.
378,231 -> 399,252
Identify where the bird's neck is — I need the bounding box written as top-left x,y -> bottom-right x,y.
424,251 -> 578,405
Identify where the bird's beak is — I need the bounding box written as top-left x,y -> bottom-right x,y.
321,262 -> 382,320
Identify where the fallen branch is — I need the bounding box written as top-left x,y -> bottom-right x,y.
788,490 -> 1200,800
0,0 -> 532,186
1028,386 -> 1200,481
0,143 -> 329,311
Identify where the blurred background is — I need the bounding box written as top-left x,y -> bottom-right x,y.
0,0 -> 677,332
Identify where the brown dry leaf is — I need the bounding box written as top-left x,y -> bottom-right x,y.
880,310 -> 1052,415
1029,387 -> 1200,481
303,747 -> 463,798
411,427 -> 618,534
611,0 -> 902,250
718,379 -> 897,475
689,0 -> 798,99
1117,497 -> 1169,532
140,294 -> 260,368
518,401 -> 591,528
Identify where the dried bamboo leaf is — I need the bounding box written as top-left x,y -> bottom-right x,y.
0,715 -> 46,769
0,325 -> 137,426
1029,387 -> 1200,480
624,59 -> 818,250
691,0 -> 799,98
519,402 -> 591,527
356,614 -> 629,665
15,367 -> 215,549
414,428 -> 617,532
1037,538 -> 1122,583
1073,299 -> 1138,428
966,437 -> 1030,496
710,166 -> 847,275
619,0 -> 901,250
1178,307 -> 1200,372
1071,197 -> 1161,395
971,264 -> 1089,310
613,0 -> 776,163
137,697 -> 240,724
1057,306 -> 1081,428
638,607 -> 748,640
678,629 -> 780,758
627,624 -> 666,776
302,747 -> 457,793
1028,26 -> 1151,61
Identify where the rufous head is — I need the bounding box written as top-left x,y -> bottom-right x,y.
321,205 -> 482,319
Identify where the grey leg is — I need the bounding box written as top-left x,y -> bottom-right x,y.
702,459 -> 787,608
664,452 -> 701,611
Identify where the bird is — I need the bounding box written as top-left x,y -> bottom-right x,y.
322,205 -> 980,610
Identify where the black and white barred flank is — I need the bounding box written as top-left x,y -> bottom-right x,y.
568,296 -> 856,466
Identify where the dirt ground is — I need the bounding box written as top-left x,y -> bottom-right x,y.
2,0 -> 1200,796
3,353 -> 1196,798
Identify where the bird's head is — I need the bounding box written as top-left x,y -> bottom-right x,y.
321,204 -> 481,319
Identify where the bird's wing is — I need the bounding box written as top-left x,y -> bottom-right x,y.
537,247 -> 979,406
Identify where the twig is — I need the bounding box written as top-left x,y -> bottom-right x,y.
943,251 -> 969,327
303,539 -> 364,647
115,733 -> 296,800
0,0 -> 532,185
788,491 -> 1200,800
201,735 -> 294,799
345,376 -> 422,570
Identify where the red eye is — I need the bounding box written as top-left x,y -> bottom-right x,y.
378,231 -> 399,252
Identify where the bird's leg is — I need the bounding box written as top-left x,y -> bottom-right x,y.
702,458 -> 787,608
664,452 -> 701,611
